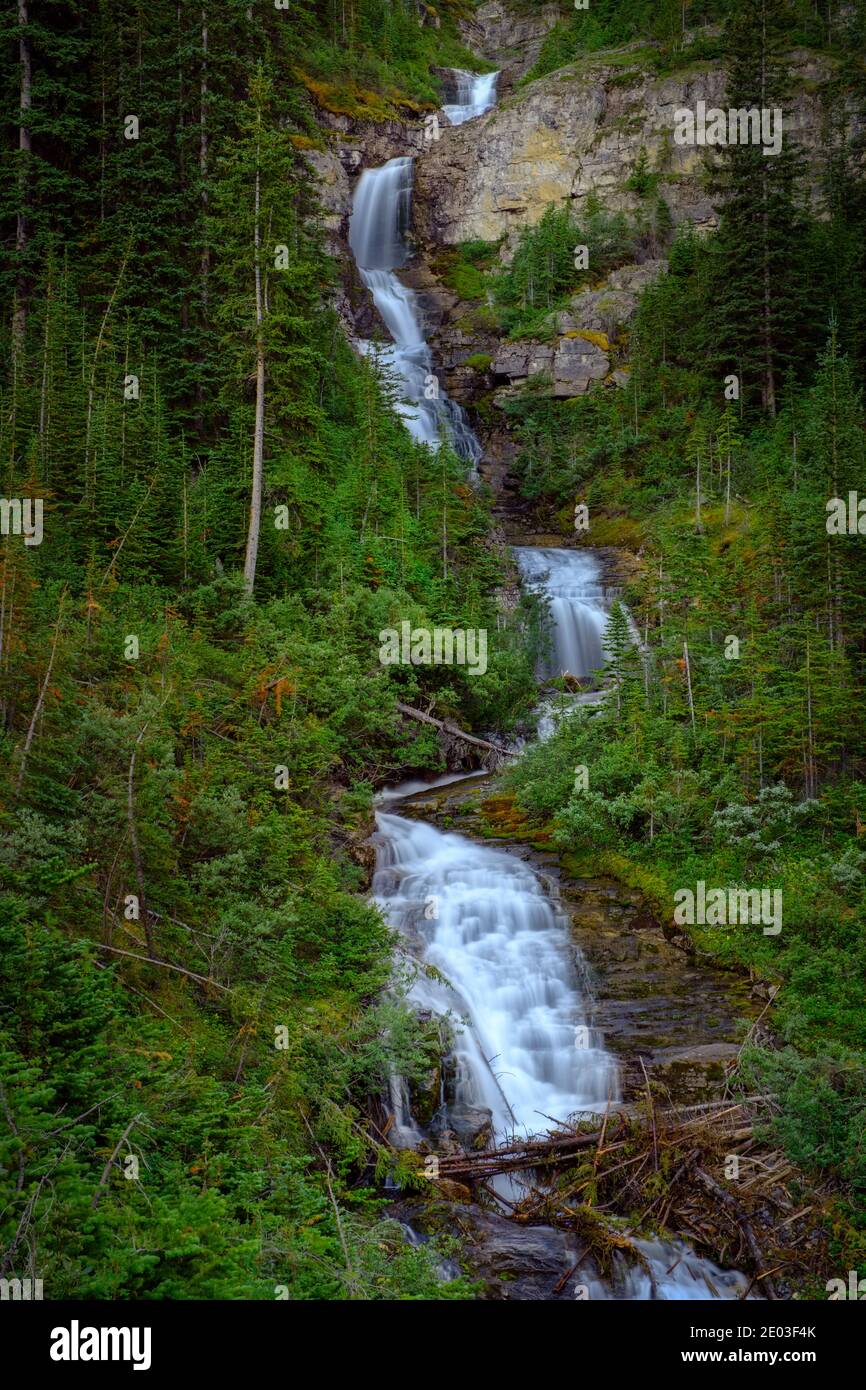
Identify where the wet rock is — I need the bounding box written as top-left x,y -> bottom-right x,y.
447,1102 -> 494,1151
394,1200 -> 581,1299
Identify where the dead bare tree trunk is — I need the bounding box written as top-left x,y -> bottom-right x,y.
16,592 -> 65,793
13,0 -> 32,357
683,640 -> 696,735
759,3 -> 776,418
394,701 -> 517,760
91,1115 -> 143,1211
128,725 -> 152,957
199,7 -> 210,315
243,117 -> 265,596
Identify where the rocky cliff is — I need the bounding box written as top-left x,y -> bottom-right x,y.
304,3 -> 856,477
415,41 -> 843,253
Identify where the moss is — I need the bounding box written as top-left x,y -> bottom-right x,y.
289,133 -> 324,152
564,329 -> 611,352
293,69 -> 434,122
465,353 -> 492,372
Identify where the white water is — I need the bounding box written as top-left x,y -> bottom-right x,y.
515,547 -> 609,680
375,549 -> 751,1297
348,157 -> 482,468
373,811 -> 617,1144
588,1239 -> 753,1301
442,69 -> 498,126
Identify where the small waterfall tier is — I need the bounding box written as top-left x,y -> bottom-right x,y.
348,157 -> 482,469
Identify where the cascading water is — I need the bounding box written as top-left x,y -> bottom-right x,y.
375,549 -> 752,1297
373,812 -> 617,1146
348,157 -> 482,469
514,547 -> 609,680
513,546 -> 611,740
442,69 -> 499,125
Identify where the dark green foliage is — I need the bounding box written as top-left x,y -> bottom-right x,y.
0,1 -> 534,1301
494,201 -> 636,338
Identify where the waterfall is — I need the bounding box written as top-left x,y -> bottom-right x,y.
442,69 -> 499,126
348,157 -> 482,468
375,549 -> 752,1297
373,811 -> 618,1144
514,547 -> 609,680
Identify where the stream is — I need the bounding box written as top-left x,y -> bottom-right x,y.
353,69 -> 753,1302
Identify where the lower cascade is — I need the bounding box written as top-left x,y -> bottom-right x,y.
373,812 -> 618,1144
374,548 -> 753,1299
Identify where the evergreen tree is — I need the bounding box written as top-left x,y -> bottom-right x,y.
708,0 -> 814,415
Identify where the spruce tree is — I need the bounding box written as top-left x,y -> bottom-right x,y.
708,0 -> 812,415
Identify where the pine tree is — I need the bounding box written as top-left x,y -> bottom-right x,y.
709,0 -> 812,415
715,402 -> 743,523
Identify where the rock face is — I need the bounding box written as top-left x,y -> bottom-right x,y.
458,0 -> 563,83
309,11 -> 860,452
550,259 -> 667,338
484,260 -> 667,402
413,47 -> 847,253
492,331 -> 610,401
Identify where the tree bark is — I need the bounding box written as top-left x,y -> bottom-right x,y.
13,0 -> 32,355
243,121 -> 265,596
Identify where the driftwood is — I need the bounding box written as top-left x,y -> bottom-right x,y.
691,1165 -> 779,1300
406,1094 -> 820,1296
437,1126 -> 622,1181
394,702 -> 517,760
435,1099 -> 754,1182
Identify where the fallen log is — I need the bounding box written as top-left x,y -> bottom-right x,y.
437,1127 -> 618,1180
394,701 -> 517,759
433,1104 -> 755,1183
692,1164 -> 780,1300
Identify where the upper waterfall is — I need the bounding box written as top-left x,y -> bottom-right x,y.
348,156 -> 484,467
442,69 -> 499,126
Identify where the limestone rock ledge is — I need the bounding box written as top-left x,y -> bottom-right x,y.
414,47 -> 846,254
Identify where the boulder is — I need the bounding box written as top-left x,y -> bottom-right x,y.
394,1200 -> 585,1299
447,1102 -> 494,1151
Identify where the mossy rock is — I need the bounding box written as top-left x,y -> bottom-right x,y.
466,353 -> 493,372
564,328 -> 611,352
